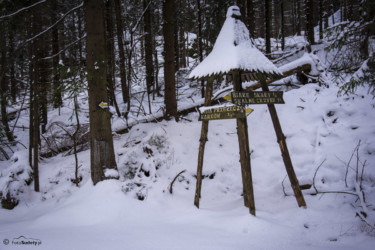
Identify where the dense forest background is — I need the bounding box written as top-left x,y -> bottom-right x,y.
0,0 -> 374,203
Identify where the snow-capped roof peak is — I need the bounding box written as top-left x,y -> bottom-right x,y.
189,5 -> 282,80
226,5 -> 241,18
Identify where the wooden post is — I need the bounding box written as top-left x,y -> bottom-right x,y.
233,70 -> 256,215
194,77 -> 214,208
258,75 -> 306,207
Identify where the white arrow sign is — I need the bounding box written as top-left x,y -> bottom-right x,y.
99,101 -> 109,109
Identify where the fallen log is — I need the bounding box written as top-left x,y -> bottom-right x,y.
246,63 -> 312,91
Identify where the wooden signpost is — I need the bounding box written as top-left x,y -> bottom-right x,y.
224,91 -> 285,105
191,5 -> 306,216
194,73 -> 306,215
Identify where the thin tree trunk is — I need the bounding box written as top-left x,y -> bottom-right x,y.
144,0 -> 154,114
319,0 -> 323,40
113,0 -> 128,106
265,0 -> 271,56
306,0 -> 315,45
105,0 -> 121,117
281,0 -> 285,50
52,0 -> 62,109
0,25 -> 14,142
246,0 -> 255,37
196,0 -> 205,98
163,0 -> 178,120
153,34 -> 161,98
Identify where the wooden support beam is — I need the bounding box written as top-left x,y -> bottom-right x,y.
233,70 -> 256,216
258,75 -> 306,208
194,77 -> 214,208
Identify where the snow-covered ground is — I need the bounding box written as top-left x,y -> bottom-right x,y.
1,7 -> 375,249
1,80 -> 375,249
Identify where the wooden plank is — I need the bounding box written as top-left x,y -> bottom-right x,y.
258,74 -> 306,208
199,106 -> 253,121
233,70 -> 256,216
225,91 -> 285,105
194,77 -> 214,208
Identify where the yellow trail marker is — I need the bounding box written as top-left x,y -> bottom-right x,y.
245,108 -> 254,116
99,101 -> 109,109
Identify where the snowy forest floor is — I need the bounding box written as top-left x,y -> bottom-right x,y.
1,34 -> 375,249
1,81 -> 375,249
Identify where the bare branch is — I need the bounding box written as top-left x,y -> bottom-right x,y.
281,175 -> 287,196
20,2 -> 83,47
169,170 -> 186,194
0,0 -> 46,20
345,141 -> 360,187
312,159 -> 326,193
40,35 -> 86,61
131,0 -> 153,33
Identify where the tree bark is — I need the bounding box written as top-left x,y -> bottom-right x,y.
246,0 -> 255,38
144,0 -> 154,114
305,0 -> 315,45
265,0 -> 271,56
0,24 -> 14,142
51,0 -> 62,109
196,0 -> 205,98
163,0 -> 178,120
84,0 -> 118,185
104,0 -> 121,117
113,0 -> 128,106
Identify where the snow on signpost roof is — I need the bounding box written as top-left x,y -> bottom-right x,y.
189,6 -> 282,80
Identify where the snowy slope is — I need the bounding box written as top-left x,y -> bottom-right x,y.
1,81 -> 374,249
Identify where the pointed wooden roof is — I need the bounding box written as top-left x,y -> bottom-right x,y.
189,6 -> 282,81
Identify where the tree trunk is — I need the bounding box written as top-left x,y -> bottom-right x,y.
104,0 -> 121,117
84,0 -> 118,185
246,0 -> 255,37
196,0 -> 205,98
281,0 -> 285,50
51,0 -> 62,109
163,0 -> 178,120
144,0 -> 154,114
319,0 -> 323,40
113,0 -> 128,106
254,0 -> 264,38
0,24 -> 14,142
297,0 -> 304,36
305,0 -> 315,45
31,6 -> 41,192
265,0 -> 271,56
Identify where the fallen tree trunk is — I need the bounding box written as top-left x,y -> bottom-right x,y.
246,63 -> 312,91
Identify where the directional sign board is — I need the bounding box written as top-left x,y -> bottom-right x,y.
199,106 -> 253,121
224,91 -> 284,105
